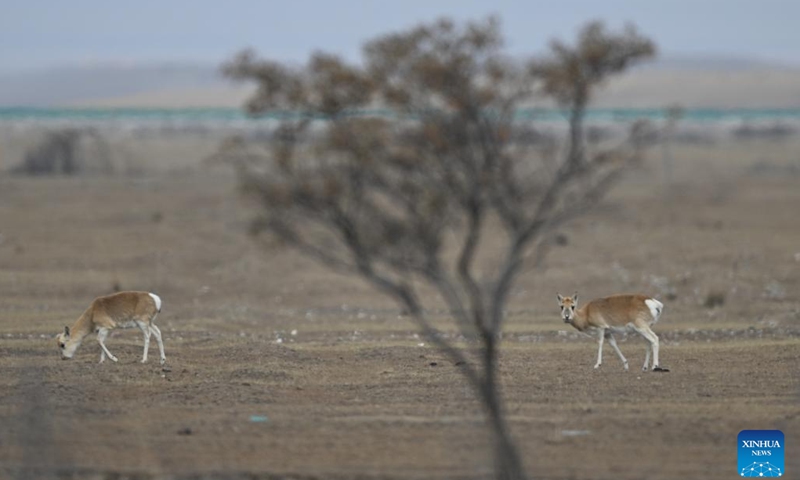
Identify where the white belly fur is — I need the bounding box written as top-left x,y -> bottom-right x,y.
586,323 -> 637,336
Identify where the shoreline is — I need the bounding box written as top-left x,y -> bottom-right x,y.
2,106 -> 800,138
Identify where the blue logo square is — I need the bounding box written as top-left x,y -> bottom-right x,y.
738,430 -> 784,477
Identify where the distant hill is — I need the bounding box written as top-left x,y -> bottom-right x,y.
2,57 -> 800,109
592,69 -> 800,109
637,54 -> 798,72
0,63 -> 228,107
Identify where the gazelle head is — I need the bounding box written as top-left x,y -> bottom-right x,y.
56,326 -> 78,359
557,292 -> 579,323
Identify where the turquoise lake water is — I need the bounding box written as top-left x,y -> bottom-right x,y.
2,107 -> 800,126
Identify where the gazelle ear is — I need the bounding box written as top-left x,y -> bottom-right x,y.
557,293 -> 564,304
573,292 -> 579,304
64,326 -> 70,337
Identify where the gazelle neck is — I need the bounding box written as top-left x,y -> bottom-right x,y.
67,311 -> 94,345
568,307 -> 590,331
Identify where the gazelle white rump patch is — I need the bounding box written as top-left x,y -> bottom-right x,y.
149,293 -> 162,312
644,299 -> 663,323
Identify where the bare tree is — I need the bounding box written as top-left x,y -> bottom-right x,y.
532,21 -> 656,168
220,18 -> 655,480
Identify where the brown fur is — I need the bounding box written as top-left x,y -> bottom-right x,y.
558,293 -> 667,371
563,294 -> 654,331
71,292 -> 159,336
57,291 -> 165,363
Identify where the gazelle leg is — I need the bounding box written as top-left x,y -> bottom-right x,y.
150,324 -> 166,365
635,326 -> 666,372
137,321 -> 151,363
642,341 -> 652,371
605,332 -> 629,371
97,328 -> 118,363
594,329 -> 605,369
649,330 -> 663,371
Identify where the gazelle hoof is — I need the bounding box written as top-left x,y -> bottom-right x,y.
110,356 -> 118,363
642,366 -> 649,371
593,364 -> 601,369
652,366 -> 670,372
160,358 -> 167,365
623,363 -> 629,371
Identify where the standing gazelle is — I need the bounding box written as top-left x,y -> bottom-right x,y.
56,291 -> 166,364
557,293 -> 668,372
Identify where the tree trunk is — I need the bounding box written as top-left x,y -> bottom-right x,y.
483,380 -> 527,480
481,337 -> 528,480
567,105 -> 585,168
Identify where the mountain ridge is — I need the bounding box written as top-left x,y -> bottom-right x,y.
2,56 -> 799,108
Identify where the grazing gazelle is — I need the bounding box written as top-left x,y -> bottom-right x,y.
56,291 -> 166,364
557,293 -> 668,372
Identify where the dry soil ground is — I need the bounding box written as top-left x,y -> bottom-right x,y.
0,137 -> 798,479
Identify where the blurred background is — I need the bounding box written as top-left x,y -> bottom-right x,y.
0,2 -> 797,480
3,0 -> 800,169
3,1 -> 800,106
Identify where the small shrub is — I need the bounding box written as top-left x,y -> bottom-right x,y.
703,291 -> 726,308
13,129 -> 114,176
